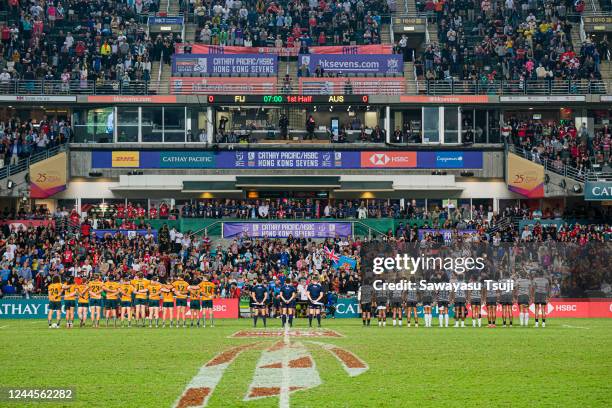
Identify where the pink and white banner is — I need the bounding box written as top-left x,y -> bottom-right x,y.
175,44 -> 393,56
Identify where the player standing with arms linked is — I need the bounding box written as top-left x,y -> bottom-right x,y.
405,280 -> 419,328
358,282 -> 374,327
374,286 -> 388,327
280,277 -> 297,328
516,273 -> 533,327
391,286 -> 404,327
452,277 -> 467,328
422,286 -> 433,327
252,277 -> 268,328
200,276 -> 216,327
47,275 -> 63,328
468,276 -> 483,327
533,273 -> 551,328
307,276 -> 324,328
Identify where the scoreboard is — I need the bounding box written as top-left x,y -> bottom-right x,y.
206,95 -> 369,105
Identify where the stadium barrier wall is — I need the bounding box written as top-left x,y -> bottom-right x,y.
0,298 -> 239,319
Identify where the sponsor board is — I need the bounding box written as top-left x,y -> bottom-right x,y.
91,229 -> 158,241
0,95 -> 77,102
172,54 -> 277,75
0,219 -> 55,230
0,298 -> 238,319
399,95 -> 489,104
584,181 -> 612,201
507,152 -> 545,198
85,95 -> 178,103
222,222 -> 352,239
175,44 -> 392,56
298,54 -> 403,75
92,150 -> 484,169
29,152 -> 67,198
148,16 -> 184,25
499,95 -> 586,102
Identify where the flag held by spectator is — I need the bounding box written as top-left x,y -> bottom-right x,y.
333,256 -> 356,270
324,247 -> 339,262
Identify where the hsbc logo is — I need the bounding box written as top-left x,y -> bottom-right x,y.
369,153 -> 390,166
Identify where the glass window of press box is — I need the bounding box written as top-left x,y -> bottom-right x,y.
390,107 -> 501,144
73,107 -> 195,143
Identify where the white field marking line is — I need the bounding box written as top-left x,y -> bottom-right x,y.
279,323 -> 290,408
561,324 -> 590,330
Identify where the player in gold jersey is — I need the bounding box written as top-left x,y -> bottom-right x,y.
47,275 -> 63,328
119,276 -> 134,327
160,277 -> 175,327
76,278 -> 90,327
199,277 -> 216,328
131,272 -> 150,327
172,275 -> 189,328
62,277 -> 77,328
103,276 -> 121,327
88,274 -> 105,328
148,277 -> 162,328
188,278 -> 202,327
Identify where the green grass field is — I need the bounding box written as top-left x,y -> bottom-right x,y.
0,318 -> 610,408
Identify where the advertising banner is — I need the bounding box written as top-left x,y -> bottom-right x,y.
172,54 -> 277,75
298,54 -> 403,75
222,222 -> 353,238
507,152 -> 545,198
299,77 -> 405,95
29,152 -> 67,198
0,298 -> 239,319
92,151 -> 484,170
222,150 -> 359,169
417,229 -> 478,242
585,181 -> 612,201
92,229 -> 158,241
335,298 -> 360,318
175,44 -> 393,56
170,77 -> 277,94
148,16 -> 184,24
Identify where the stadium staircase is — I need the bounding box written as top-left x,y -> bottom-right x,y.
405,0 -> 417,13
381,24 -> 392,44
277,60 -> 298,93
404,60 -> 418,93
185,23 -> 197,43
165,0 -> 180,15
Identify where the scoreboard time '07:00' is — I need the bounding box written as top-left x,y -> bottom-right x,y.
206,95 -> 369,104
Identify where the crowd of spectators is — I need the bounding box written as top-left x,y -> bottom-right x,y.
412,0 -> 609,86
503,117 -> 612,171
0,0 -> 179,89
0,203 -> 609,300
191,0 -> 392,47
0,117 -> 71,167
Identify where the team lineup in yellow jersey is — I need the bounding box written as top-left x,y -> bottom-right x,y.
46,273 -> 217,329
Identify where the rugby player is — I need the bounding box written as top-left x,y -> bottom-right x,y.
468,276 -> 483,327
516,273 -> 533,327
422,286 -> 433,327
173,274 -> 190,328
62,276 -> 77,328
161,277 -> 175,327
200,276 -> 216,327
374,286 -> 388,327
47,275 -> 63,328
119,276 -> 134,327
77,277 -> 90,327
251,277 -> 268,328
390,286 -> 404,327
452,277 -> 467,328
533,273 -> 551,328
131,272 -> 149,327
307,276 -> 324,328
103,276 -> 121,327
484,281 -> 498,328
188,278 -> 202,327
280,277 -> 297,328
88,274 -> 104,328
436,286 -> 450,328
500,277 -> 514,327
358,281 -> 374,327
148,276 -> 162,327
405,281 -> 419,328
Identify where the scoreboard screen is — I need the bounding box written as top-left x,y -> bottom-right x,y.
206,95 -> 369,105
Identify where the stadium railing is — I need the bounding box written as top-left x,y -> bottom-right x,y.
0,144 -> 67,181
0,79 -> 608,96
508,144 -> 586,184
